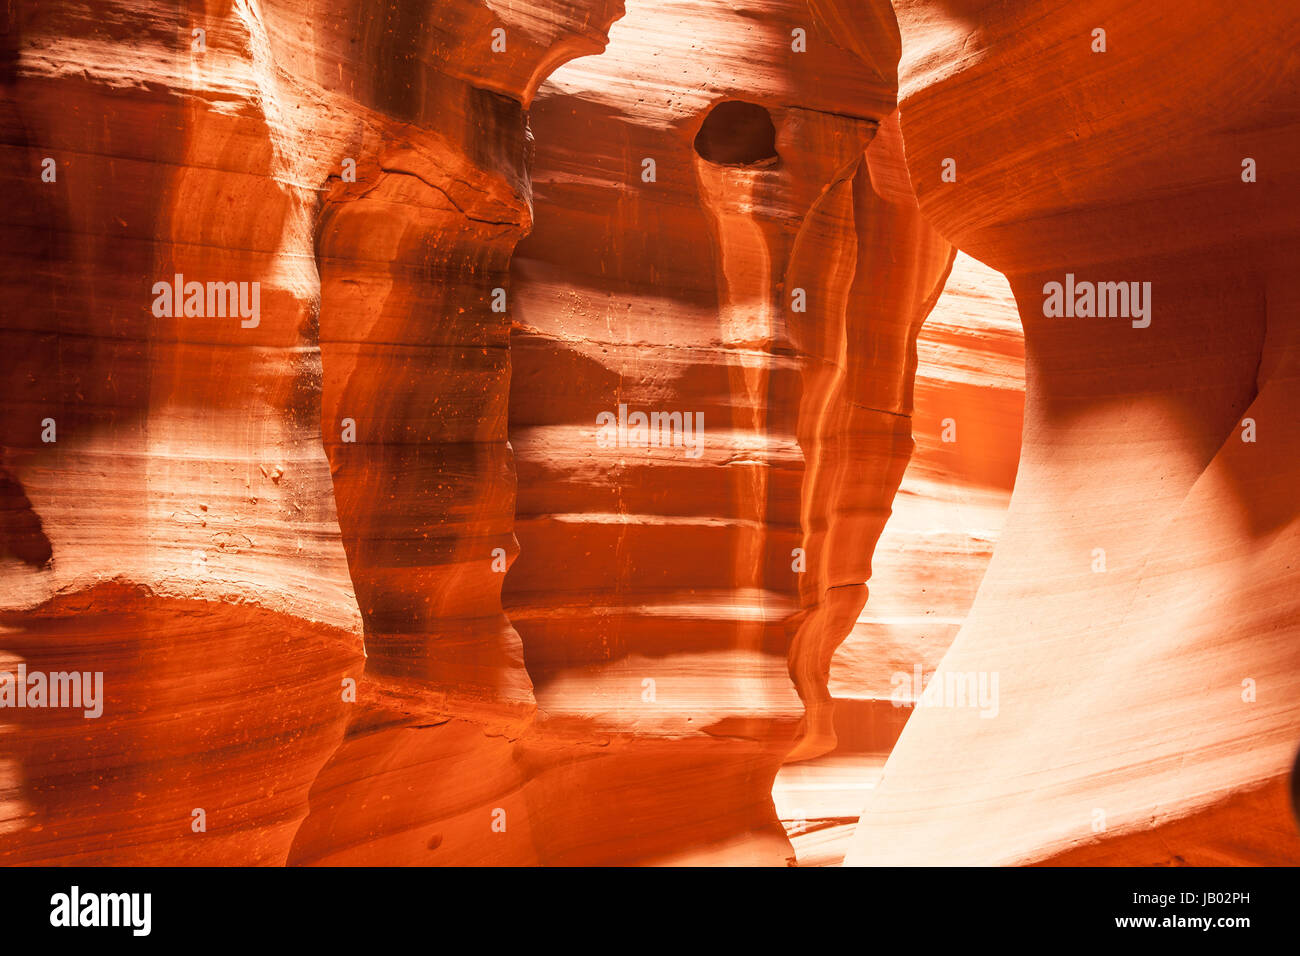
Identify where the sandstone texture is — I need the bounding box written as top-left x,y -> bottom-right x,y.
845,0 -> 1300,866
1,0 -> 1296,868
777,250 -> 1023,864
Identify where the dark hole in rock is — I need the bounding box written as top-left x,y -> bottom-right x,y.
693,101 -> 779,167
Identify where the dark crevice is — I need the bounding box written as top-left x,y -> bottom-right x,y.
693,100 -> 779,167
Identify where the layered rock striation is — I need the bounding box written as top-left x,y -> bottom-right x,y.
1,0 -> 623,865
777,250 -> 1024,865
501,0 -> 963,863
2,0 -> 1294,868
846,0 -> 1300,866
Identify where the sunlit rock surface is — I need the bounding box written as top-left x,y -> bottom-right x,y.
0,0 -> 623,865
776,251 -> 1023,865
3,0 -> 1294,868
846,0 -> 1300,866
501,0 -> 960,864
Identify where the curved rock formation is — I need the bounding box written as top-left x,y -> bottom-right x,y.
1,0 -> 368,864
846,0 -> 1300,866
500,0 -> 966,863
777,250 -> 1024,865
2,0 -> 966,866
4,0 -> 1293,869
0,0 -> 623,865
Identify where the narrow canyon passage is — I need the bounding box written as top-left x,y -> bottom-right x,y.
501,0 -> 979,864
775,250 -> 1024,865
845,0 -> 1300,866
0,0 -> 1295,871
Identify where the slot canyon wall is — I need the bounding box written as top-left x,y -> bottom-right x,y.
777,249 -> 1024,864
845,0 -> 1300,866
1,0 -> 1295,868
0,0 -> 627,865
500,0 -> 963,865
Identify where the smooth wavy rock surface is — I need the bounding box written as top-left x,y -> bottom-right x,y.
2,0 -> 1295,868
846,0 -> 1300,866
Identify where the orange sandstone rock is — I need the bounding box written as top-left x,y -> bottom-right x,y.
502,0 -> 955,862
4,0 -> 1290,871
846,0 -> 1300,866
0,0 -> 622,866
